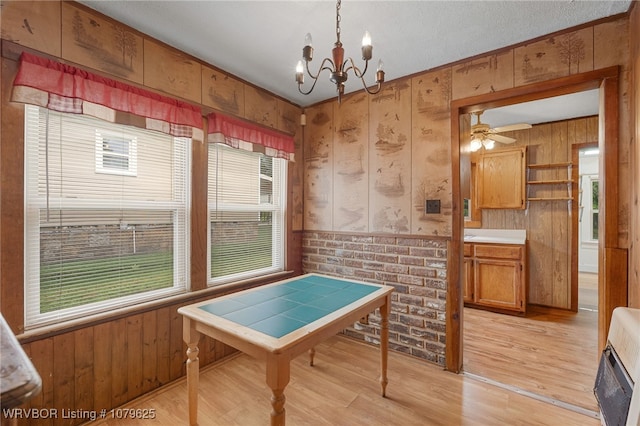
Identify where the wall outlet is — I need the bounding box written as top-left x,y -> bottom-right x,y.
426,199 -> 441,214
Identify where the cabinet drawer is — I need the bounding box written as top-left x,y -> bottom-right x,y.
463,243 -> 472,257
474,244 -> 523,260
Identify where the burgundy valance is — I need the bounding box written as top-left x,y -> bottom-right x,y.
207,112 -> 295,161
12,52 -> 202,138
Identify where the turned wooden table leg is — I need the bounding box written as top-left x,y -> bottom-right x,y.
183,318 -> 201,426
308,347 -> 315,366
379,294 -> 391,397
266,354 -> 290,426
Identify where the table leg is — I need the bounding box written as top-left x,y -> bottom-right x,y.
308,347 -> 315,366
183,318 -> 201,426
380,294 -> 391,397
266,354 -> 290,426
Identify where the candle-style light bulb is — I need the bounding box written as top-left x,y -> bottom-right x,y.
361,31 -> 373,61
302,33 -> 314,62
295,60 -> 304,84
375,59 -> 385,83
362,31 -> 372,47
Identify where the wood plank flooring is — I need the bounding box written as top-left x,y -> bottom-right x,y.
94,334 -> 598,425
463,305 -> 599,414
579,272 -> 598,310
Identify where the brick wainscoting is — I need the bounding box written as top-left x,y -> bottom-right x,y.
302,232 -> 448,366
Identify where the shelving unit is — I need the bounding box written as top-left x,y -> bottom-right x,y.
526,162 -> 573,202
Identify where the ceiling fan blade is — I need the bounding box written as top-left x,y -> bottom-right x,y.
492,123 -> 532,133
491,134 -> 517,144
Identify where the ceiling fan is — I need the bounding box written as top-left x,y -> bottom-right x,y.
469,111 -> 532,151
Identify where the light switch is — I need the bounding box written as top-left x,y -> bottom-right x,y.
426,199 -> 441,214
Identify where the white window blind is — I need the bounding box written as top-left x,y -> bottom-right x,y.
24,105 -> 190,328
208,143 -> 285,284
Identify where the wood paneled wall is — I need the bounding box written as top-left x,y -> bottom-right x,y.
18,303 -> 237,426
302,16 -> 629,241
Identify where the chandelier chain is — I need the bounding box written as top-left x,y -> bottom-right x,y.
336,0 -> 342,44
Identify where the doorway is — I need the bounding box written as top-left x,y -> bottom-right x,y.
447,67 -> 623,375
577,145 -> 600,312
461,102 -> 601,412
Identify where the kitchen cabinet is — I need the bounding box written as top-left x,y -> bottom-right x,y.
463,243 -> 474,303
464,242 -> 527,314
477,146 -> 527,209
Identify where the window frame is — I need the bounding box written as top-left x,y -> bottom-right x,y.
95,129 -> 138,176
207,143 -> 286,286
24,105 -> 191,328
590,178 -> 599,241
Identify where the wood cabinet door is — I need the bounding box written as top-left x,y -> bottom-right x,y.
477,147 -> 526,209
463,257 -> 474,303
474,259 -> 524,311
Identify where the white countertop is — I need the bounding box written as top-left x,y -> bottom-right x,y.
463,229 -> 526,245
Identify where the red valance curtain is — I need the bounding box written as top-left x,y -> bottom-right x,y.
207,112 -> 295,161
12,52 -> 202,138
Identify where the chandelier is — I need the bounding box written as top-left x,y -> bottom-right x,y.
295,0 -> 385,103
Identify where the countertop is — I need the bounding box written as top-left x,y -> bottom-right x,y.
463,229 -> 526,245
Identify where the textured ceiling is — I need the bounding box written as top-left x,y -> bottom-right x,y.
78,1 -> 631,123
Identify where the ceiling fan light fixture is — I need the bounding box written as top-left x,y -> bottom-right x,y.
295,0 -> 385,103
470,110 -> 526,148
483,139 -> 495,150
470,138 -> 483,152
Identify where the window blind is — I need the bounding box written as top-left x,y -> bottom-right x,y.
208,143 -> 285,284
24,105 -> 190,327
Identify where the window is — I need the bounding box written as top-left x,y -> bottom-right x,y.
24,105 -> 190,328
208,143 -> 286,284
95,130 -> 137,176
591,179 -> 599,240
463,160 -> 482,228
463,199 -> 470,220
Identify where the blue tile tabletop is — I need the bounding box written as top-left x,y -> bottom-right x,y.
199,275 -> 380,338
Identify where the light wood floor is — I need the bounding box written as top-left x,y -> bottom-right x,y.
94,335 -> 598,425
579,272 -> 598,310
463,305 -> 599,414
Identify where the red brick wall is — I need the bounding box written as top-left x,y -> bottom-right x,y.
302,232 -> 448,365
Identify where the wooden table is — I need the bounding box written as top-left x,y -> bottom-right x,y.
178,273 -> 393,426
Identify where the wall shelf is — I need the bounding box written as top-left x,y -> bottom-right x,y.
527,162 -> 572,169
528,179 -> 573,185
526,163 -> 573,204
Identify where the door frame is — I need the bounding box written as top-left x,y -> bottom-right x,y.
447,66 -> 625,372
